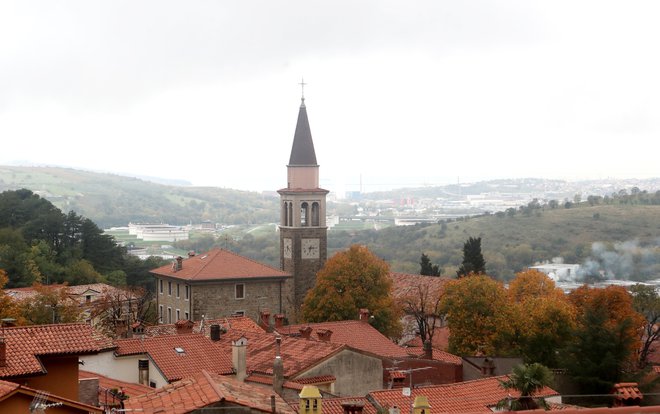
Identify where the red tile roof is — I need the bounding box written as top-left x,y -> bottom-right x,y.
0,323 -> 114,378
79,370 -> 153,405
150,248 -> 290,282
612,383 -> 643,400
293,375 -> 336,384
278,320 -> 409,358
123,370 -> 296,414
0,379 -> 103,413
245,374 -> 305,391
403,346 -> 462,365
142,316 -> 264,338
115,333 -> 233,382
218,331 -> 344,377
290,397 -> 378,414
403,326 -> 450,351
368,375 -> 558,413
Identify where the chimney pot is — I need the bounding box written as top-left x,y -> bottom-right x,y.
274,314 -> 285,329
260,310 -> 271,331
188,251 -> 196,258
175,256 -> 183,271
210,324 -> 221,341
359,308 -> 370,322
0,338 -> 6,367
317,329 -> 333,342
299,326 -> 312,339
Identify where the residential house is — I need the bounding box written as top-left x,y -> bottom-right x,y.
0,379 -> 102,414
123,370 -> 295,414
0,323 -> 114,401
81,333 -> 234,389
151,249 -> 292,323
279,311 -> 462,388
79,370 -> 153,410
367,375 -> 561,413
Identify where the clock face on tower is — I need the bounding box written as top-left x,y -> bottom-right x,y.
283,238 -> 292,259
301,238 -> 320,259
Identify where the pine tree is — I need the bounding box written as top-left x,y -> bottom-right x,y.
456,236 -> 486,277
419,253 -> 440,276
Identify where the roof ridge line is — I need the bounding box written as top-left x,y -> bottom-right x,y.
201,369 -> 226,400
189,249 -> 222,281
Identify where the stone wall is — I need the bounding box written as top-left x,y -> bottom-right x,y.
295,349 -> 383,397
155,276 -> 192,323
191,279 -> 290,322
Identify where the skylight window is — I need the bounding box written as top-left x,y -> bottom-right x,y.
174,347 -> 185,355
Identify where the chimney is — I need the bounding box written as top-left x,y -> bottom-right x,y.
260,310 -> 271,332
359,308 -> 370,322
175,256 -> 183,271
423,339 -> 433,360
175,320 -> 193,334
232,336 -> 247,382
0,338 -> 6,367
274,314 -> 285,330
299,326 -> 312,339
481,357 -> 495,377
210,324 -> 221,341
187,251 -> 196,258
317,329 -> 333,342
341,402 -> 365,414
299,386 -> 322,414
389,407 -> 401,414
273,336 -> 284,395
413,395 -> 431,414
138,359 -> 149,386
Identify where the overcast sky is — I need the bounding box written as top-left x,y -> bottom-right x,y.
1,1 -> 658,194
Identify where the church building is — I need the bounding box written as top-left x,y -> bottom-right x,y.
279,94 -> 329,317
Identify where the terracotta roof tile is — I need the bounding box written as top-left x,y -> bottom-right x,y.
245,373 -> 305,390
293,375 -> 336,384
612,383 -> 643,400
123,370 -> 295,414
0,378 -> 103,413
0,323 -> 114,378
403,326 -> 450,351
150,248 -> 290,282
290,397 -> 378,414
403,346 -> 462,365
218,331 -> 343,377
142,316 -> 265,338
114,333 -> 233,382
278,320 -> 409,358
79,370 -> 153,406
368,375 -> 558,413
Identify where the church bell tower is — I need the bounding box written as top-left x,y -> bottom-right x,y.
279,93 -> 328,318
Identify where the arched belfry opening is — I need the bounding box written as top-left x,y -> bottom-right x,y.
311,202 -> 320,227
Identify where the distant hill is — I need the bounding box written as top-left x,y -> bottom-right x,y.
0,166 -> 278,228
329,202 -> 660,280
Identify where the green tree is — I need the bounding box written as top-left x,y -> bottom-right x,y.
456,236 -> 486,277
302,245 -> 402,338
497,363 -> 554,411
419,253 -> 440,276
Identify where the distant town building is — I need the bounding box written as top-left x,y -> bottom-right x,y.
128,222 -> 189,242
529,263 -> 581,282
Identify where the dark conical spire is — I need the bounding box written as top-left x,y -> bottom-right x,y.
288,98 -> 318,166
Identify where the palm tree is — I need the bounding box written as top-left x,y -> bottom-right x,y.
497,363 -> 554,411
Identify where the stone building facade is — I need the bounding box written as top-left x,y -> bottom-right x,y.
152,249 -> 292,323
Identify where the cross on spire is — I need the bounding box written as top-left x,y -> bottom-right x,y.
299,77 -> 307,101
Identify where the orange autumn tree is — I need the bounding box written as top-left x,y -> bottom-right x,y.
0,269 -> 23,324
508,269 -> 576,367
301,245 -> 402,338
440,274 -> 514,356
